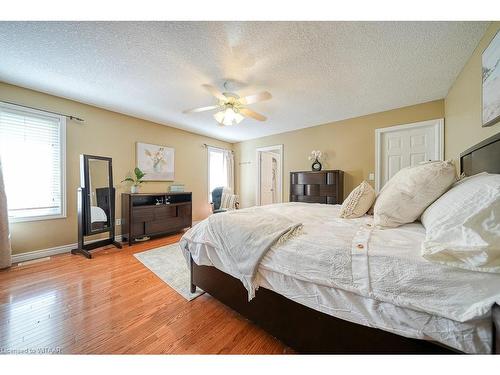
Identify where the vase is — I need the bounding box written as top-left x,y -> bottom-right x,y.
131,185 -> 139,194
311,158 -> 322,171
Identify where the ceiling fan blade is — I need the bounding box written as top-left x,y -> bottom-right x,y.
240,108 -> 267,122
202,84 -> 227,101
183,105 -> 219,114
239,91 -> 272,105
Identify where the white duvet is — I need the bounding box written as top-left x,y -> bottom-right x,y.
180,203 -> 500,323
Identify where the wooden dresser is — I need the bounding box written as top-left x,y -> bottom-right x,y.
121,192 -> 192,245
290,170 -> 344,204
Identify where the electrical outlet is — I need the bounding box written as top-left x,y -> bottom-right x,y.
116,218 -> 121,226
368,173 -> 375,181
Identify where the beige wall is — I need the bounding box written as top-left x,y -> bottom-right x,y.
0,82 -> 231,255
234,100 -> 444,208
445,22 -> 500,163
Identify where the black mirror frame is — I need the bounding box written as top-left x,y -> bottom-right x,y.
71,154 -> 122,259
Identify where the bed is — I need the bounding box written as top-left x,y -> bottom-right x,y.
182,133 -> 500,354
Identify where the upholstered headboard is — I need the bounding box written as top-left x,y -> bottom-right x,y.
460,132 -> 500,176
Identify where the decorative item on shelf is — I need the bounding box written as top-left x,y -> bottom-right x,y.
308,150 -> 324,171
169,183 -> 185,193
121,167 -> 146,193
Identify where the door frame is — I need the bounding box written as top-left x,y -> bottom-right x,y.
375,118 -> 444,192
256,144 -> 283,206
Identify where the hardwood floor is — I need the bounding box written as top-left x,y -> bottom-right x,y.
0,234 -> 291,354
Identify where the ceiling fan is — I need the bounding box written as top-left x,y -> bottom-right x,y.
183,82 -> 272,126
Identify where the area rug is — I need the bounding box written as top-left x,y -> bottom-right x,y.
134,243 -> 204,301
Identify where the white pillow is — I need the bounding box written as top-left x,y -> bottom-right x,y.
421,173 -> 500,273
220,187 -> 238,210
373,160 -> 456,227
339,181 -> 376,219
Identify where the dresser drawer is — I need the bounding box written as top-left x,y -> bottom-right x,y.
146,217 -> 184,234
319,184 -> 336,196
304,184 -> 320,196
294,172 -> 326,185
131,207 -> 154,222
177,204 -> 192,227
290,184 -> 305,196
154,205 -> 177,220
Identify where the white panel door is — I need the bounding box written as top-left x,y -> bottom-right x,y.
377,119 -> 443,190
259,151 -> 275,206
256,145 -> 283,206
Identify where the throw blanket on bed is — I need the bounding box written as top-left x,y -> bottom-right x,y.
205,207 -> 302,299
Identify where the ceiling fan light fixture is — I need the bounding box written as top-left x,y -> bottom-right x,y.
214,107 -> 244,126
184,83 -> 270,126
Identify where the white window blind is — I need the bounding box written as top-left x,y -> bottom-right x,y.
208,147 -> 228,201
0,103 -> 66,222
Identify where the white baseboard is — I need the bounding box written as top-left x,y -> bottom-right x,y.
12,235 -> 123,264
12,221 -> 203,264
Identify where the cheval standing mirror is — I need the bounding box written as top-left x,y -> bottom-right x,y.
72,154 -> 122,258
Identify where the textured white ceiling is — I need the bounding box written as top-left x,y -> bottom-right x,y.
0,21 -> 489,142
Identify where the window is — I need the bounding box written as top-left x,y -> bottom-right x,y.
0,102 -> 66,222
208,147 -> 228,201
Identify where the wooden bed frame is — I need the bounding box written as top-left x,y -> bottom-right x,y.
190,132 -> 500,354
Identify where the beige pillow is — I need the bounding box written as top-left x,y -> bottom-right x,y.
339,181 -> 376,219
373,160 -> 457,228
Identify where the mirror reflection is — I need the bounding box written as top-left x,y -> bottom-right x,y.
88,158 -> 111,232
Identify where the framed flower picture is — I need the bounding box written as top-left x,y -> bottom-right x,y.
136,142 -> 174,181
482,30 -> 500,127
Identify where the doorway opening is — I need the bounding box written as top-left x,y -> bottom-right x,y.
256,145 -> 283,206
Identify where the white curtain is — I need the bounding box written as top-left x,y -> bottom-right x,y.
224,150 -> 234,192
0,156 -> 12,269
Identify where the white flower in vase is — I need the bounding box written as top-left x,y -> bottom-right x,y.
308,150 -> 323,161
